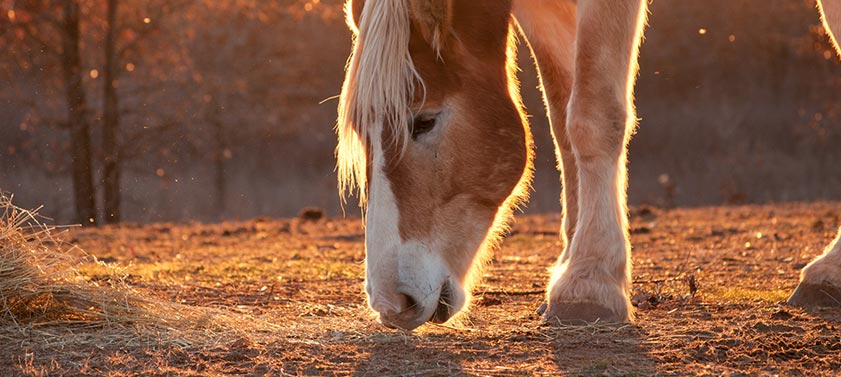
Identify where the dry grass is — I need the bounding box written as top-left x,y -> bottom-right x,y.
0,195 -> 155,327
0,194 -> 279,365
3,200 -> 841,375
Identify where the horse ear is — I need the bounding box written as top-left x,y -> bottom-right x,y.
346,0 -> 365,33
409,0 -> 453,50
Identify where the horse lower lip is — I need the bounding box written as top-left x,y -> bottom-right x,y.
429,281 -> 453,324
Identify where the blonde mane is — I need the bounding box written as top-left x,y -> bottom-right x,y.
336,0 -> 423,206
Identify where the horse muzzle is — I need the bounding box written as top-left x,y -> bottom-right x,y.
375,279 -> 459,331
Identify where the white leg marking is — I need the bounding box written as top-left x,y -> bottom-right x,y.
799,227 -> 841,288
788,1 -> 841,307
543,0 -> 647,323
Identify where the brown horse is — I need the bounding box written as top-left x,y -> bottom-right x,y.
337,0 -> 841,330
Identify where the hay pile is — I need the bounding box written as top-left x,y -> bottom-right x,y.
0,195 -> 271,354
0,195 -> 146,327
0,196 -> 141,326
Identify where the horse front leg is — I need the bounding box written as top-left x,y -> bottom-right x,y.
544,0 -> 647,324
789,228 -> 841,306
513,0 -> 578,249
788,0 -> 841,307
818,0 -> 840,54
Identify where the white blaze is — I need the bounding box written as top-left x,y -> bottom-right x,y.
364,125 -> 403,315
364,125 -> 448,322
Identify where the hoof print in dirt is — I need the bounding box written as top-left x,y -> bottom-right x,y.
787,283 -> 841,308
543,302 -> 623,326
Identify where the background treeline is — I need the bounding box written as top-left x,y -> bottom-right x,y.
0,0 -> 839,224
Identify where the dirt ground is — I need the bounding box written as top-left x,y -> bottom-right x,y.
4,202 -> 841,376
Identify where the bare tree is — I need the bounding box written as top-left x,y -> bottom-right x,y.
61,0 -> 96,225
102,0 -> 120,223
209,98 -> 228,218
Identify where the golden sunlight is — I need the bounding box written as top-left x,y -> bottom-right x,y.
0,1 -> 840,374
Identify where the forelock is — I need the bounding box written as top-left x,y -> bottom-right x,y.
336,0 -> 424,207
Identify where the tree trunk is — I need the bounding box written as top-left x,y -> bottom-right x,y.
62,0 -> 97,225
102,0 -> 121,223
212,105 -> 227,219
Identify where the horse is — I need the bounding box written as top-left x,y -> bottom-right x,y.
336,0 -> 841,331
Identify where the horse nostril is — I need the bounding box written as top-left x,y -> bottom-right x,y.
398,293 -> 418,313
429,280 -> 454,324
380,292 -> 423,329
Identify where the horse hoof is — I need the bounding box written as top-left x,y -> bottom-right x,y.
543,302 -> 623,326
787,282 -> 841,308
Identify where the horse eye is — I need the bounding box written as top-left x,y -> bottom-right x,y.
411,114 -> 437,140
